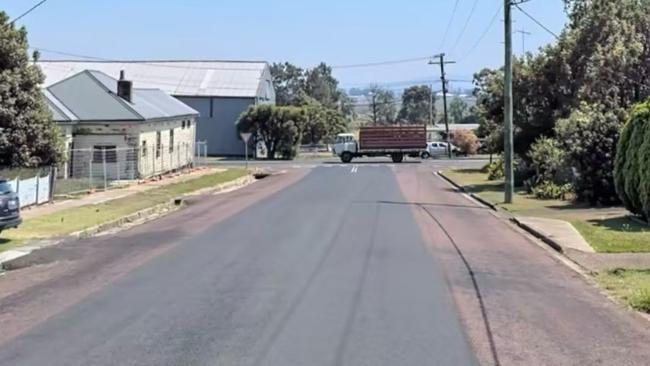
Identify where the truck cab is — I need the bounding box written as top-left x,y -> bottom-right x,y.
333,133 -> 358,162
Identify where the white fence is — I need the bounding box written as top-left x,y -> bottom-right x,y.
3,169 -> 53,208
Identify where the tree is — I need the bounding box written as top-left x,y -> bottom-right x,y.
555,103 -> 625,205
292,92 -> 349,145
269,62 -> 306,106
397,85 -> 434,124
304,63 -> 342,110
369,85 -> 397,124
0,13 -> 63,167
449,97 -> 468,124
237,104 -> 305,160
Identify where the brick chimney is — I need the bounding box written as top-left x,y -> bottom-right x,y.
117,70 -> 132,103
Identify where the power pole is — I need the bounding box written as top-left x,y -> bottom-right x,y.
428,83 -> 434,126
429,54 -> 456,158
504,0 -> 515,203
515,29 -> 531,54
371,92 -> 378,125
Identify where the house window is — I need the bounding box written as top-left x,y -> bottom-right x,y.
169,129 -> 174,153
93,146 -> 117,163
141,141 -> 147,157
187,120 -> 191,128
156,131 -> 161,158
181,120 -> 185,129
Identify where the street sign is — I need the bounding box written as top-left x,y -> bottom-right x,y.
240,132 -> 252,143
240,132 -> 252,169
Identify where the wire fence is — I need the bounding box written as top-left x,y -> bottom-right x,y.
56,142 -> 205,195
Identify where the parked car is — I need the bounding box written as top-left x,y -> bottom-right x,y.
0,179 -> 21,235
420,142 -> 460,159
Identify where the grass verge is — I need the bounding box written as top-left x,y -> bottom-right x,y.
0,168 -> 248,252
443,169 -> 650,253
596,269 -> 650,313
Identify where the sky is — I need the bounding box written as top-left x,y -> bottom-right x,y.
3,0 -> 568,91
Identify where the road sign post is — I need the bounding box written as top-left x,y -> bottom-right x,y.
240,132 -> 252,170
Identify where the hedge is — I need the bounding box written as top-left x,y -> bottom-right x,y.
614,99 -> 650,218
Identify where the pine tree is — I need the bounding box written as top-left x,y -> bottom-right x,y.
0,12 -> 63,167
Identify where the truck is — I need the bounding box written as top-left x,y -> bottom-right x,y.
333,125 -> 427,163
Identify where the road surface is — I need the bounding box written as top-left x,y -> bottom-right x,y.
0,161 -> 648,365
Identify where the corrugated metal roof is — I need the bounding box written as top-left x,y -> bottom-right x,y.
44,70 -> 198,122
38,60 -> 269,98
42,89 -> 78,122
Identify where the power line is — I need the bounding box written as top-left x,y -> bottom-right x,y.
32,47 -> 266,72
330,56 -> 433,69
449,0 -> 480,55
9,0 -> 49,24
440,0 -> 461,51
513,3 -> 559,39
457,3 -> 503,62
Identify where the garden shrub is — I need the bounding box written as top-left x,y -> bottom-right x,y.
614,99 -> 650,218
555,103 -> 625,205
452,129 -> 479,155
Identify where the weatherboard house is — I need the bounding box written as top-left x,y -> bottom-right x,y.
43,69 -> 199,179
39,60 -> 276,156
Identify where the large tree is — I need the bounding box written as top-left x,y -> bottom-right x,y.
237,104 -> 305,160
369,85 -> 397,124
397,85 -> 434,124
448,96 -> 468,124
0,12 -> 63,167
269,62 -> 306,106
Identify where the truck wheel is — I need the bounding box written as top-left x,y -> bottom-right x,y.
420,151 -> 430,160
391,153 -> 404,163
341,152 -> 353,163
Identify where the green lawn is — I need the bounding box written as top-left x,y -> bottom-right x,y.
443,169 -> 650,253
596,269 -> 650,313
0,169 -> 248,251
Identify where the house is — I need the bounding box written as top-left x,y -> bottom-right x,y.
43,69 -> 199,179
38,60 -> 276,156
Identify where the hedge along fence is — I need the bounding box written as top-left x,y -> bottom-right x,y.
614,99 -> 650,219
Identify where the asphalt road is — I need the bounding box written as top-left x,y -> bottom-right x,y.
0,163 -> 477,366
1,160 -> 650,365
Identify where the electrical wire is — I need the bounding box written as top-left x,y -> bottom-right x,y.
513,3 -> 559,39
330,56 -> 433,69
8,0 -> 49,24
457,2 -> 503,62
449,0 -> 480,55
32,47 -> 266,72
439,0 -> 461,51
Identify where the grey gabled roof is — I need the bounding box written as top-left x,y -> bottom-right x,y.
38,60 -> 271,98
43,89 -> 78,122
44,70 -> 198,122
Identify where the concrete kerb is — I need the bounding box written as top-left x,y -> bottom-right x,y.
0,174 -> 256,271
510,217 -> 564,253
437,171 -> 563,253
436,171 -> 499,212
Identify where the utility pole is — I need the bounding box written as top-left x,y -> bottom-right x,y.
429,54 -> 455,158
515,29 -> 531,54
370,92 -> 378,125
504,0 -> 515,203
428,84 -> 434,126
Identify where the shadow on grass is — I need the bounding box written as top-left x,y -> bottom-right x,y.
452,168 -> 484,174
587,216 -> 650,233
464,182 -> 504,194
0,238 -> 11,245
